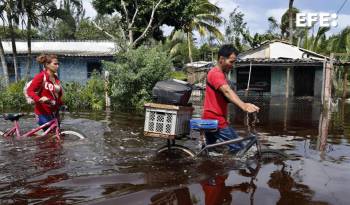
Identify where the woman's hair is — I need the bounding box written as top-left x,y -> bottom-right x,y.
36,54 -> 58,65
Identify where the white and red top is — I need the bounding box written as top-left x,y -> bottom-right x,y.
27,71 -> 63,115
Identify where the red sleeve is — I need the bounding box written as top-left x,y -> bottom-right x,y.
27,72 -> 44,103
208,70 -> 227,90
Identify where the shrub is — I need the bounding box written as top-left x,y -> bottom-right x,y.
105,45 -> 172,110
0,80 -> 30,111
170,71 -> 187,81
63,72 -> 105,111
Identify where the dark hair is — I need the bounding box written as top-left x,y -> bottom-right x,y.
36,54 -> 58,65
217,44 -> 239,60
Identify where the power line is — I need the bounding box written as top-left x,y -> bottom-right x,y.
336,0 -> 348,14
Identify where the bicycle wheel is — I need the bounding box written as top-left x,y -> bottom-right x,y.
60,130 -> 86,141
156,145 -> 196,158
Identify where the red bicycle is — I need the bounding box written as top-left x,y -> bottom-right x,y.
0,108 -> 85,141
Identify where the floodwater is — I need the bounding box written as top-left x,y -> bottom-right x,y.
0,98 -> 350,205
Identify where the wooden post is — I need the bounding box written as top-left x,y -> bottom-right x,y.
323,54 -> 334,110
245,61 -> 252,97
285,67 -> 290,98
104,70 -> 111,107
284,67 -> 291,131
343,66 -> 348,99
321,59 -> 326,104
317,110 -> 329,157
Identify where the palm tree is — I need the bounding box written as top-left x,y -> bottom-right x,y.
0,2 -> 9,86
288,0 -> 295,43
20,0 -> 61,79
4,0 -> 20,82
181,0 -> 223,63
327,27 -> 350,98
0,37 -> 9,86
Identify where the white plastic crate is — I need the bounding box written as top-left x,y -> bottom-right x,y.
144,103 -> 193,139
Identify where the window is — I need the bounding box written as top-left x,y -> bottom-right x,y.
87,62 -> 102,78
7,62 -> 15,82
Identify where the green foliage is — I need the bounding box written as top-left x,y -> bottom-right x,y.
62,72 -> 105,111
0,26 -> 40,40
170,71 -> 187,81
0,80 -> 30,111
281,7 -> 299,40
92,0 -> 193,41
105,45 -> 172,110
75,18 -> 111,40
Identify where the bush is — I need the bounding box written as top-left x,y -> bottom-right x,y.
63,72 -> 105,111
105,45 -> 172,110
170,71 -> 187,81
0,80 -> 30,111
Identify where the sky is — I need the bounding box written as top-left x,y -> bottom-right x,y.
83,0 -> 350,37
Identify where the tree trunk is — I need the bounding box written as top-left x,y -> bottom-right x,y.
288,0 -> 294,44
8,16 -> 19,82
343,66 -> 348,99
0,38 -> 9,86
25,21 -> 32,80
187,32 -> 193,63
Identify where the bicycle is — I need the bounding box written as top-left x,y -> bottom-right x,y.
0,106 -> 85,142
156,112 -> 289,161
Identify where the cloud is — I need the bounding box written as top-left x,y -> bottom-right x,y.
337,14 -> 350,29
265,8 -> 286,21
83,0 -> 97,18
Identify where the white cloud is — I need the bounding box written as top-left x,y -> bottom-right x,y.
337,14 -> 350,29
265,8 -> 286,21
83,0 -> 97,19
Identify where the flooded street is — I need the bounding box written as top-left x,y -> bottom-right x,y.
1,98 -> 350,205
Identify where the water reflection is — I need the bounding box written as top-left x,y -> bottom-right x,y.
0,98 -> 350,204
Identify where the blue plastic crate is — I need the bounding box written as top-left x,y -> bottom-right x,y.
190,119 -> 218,131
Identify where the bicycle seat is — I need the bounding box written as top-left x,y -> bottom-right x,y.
190,119 -> 218,131
3,113 -> 25,121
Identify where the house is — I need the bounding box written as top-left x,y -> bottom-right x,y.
185,61 -> 214,85
231,40 -> 329,98
0,40 -> 117,83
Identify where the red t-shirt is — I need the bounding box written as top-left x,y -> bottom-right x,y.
202,67 -> 229,128
201,175 -> 231,205
27,71 -> 63,115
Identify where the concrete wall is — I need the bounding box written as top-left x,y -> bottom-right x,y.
0,56 -> 110,83
228,69 -> 237,83
271,67 -> 294,97
58,58 -> 88,83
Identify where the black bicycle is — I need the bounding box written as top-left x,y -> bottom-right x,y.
156,112 -> 289,161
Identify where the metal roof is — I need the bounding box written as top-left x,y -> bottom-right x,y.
236,58 -> 349,67
238,40 -> 327,61
236,58 -> 324,67
1,40 -> 117,57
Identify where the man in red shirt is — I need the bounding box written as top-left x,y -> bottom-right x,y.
202,44 -> 259,153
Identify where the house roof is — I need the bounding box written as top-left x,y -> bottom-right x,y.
236,58 -> 325,67
1,40 -> 117,57
185,61 -> 213,68
238,40 -> 327,61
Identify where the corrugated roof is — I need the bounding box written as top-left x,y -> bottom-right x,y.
238,40 -> 327,61
1,40 -> 117,57
236,58 -> 349,66
185,61 -> 213,68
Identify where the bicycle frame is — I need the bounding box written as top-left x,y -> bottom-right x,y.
2,117 -> 61,141
196,135 -> 259,156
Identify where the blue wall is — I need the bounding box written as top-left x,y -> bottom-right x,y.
0,56 -> 113,83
